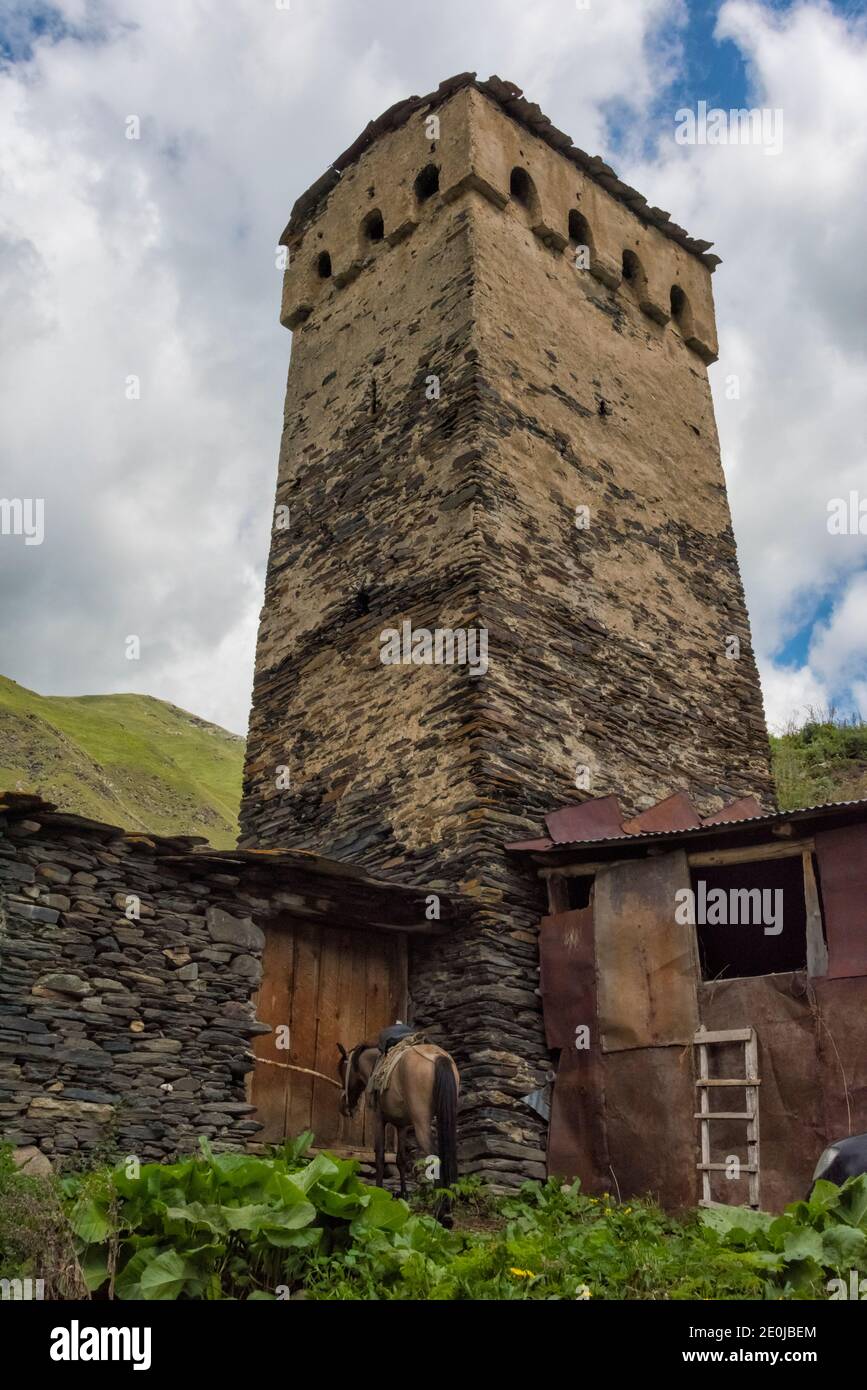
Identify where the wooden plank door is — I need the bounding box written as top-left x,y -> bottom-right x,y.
252,921 -> 407,1148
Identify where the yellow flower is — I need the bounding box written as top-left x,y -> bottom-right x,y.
576,1284 -> 592,1300
509,1267 -> 535,1278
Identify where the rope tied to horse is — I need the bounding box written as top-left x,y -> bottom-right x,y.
257,1056 -> 341,1088
367,1031 -> 427,1102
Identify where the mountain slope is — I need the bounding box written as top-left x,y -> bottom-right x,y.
0,676 -> 245,847
770,715 -> 867,811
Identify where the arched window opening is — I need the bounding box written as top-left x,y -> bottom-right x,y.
670,284 -> 688,321
622,249 -> 642,284
317,251 -> 332,279
362,209 -> 385,243
568,209 -> 592,247
509,166 -> 535,208
414,164 -> 440,202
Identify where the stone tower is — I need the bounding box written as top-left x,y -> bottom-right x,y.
241,75 -> 774,1183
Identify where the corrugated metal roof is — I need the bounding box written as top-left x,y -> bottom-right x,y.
506,796 -> 867,855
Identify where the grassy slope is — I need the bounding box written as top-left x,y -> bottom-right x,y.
0,675 -> 244,847
770,716 -> 867,811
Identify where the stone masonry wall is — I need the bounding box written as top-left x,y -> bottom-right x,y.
240,85 -> 774,1185
467,87 -> 775,836
0,810 -> 267,1165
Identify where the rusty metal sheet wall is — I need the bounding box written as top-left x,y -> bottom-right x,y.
539,907 -> 594,1048
698,972 -> 823,1210
539,908 -> 608,1187
814,976 -> 867,1141
602,1046 -> 697,1208
547,1047 -> 610,1190
595,850 -> 698,1051
815,825 -> 867,979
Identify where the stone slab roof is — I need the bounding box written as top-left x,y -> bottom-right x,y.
0,791 -> 468,931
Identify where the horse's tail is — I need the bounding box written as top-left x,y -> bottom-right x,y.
433,1055 -> 458,1190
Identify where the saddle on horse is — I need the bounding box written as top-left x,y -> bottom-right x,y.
368,1024 -> 425,1102
378,1023 -> 415,1055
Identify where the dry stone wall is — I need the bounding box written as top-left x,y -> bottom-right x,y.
0,810 -> 267,1164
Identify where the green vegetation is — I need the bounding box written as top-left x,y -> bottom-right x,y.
771,710 -> 867,811
0,675 -> 244,847
4,1139 -> 865,1301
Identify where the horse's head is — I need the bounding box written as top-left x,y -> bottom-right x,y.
336,1040 -> 368,1118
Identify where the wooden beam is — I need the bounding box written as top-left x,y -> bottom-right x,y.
540,838 -> 816,878
694,1027 -> 753,1044
539,858 -> 629,879
546,874 -> 571,913
267,903 -> 450,936
688,838 -> 813,867
803,847 -> 829,978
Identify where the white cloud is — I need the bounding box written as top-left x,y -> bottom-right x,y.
758,658 -> 829,733
624,0 -> 867,730
1,0 -> 864,743
809,569 -> 867,691
0,0 -> 684,732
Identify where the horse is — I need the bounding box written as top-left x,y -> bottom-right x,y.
336,1032 -> 459,1213
810,1131 -> 867,1193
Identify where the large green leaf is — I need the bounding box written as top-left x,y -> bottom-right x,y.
821,1224 -> 867,1265
805,1180 -> 843,1222
700,1206 -> 774,1241
282,1131 -> 315,1163
224,1201 -> 316,1233
314,1186 -> 367,1219
114,1247 -> 153,1300
138,1249 -> 194,1300
782,1228 -> 824,1264
162,1201 -> 228,1235
352,1189 -> 411,1233
288,1153 -> 339,1194
207,1152 -> 272,1191
836,1175 -> 867,1229
80,1246 -> 109,1293
258,1226 -> 323,1251
69,1196 -> 112,1244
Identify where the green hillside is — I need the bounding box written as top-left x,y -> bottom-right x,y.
0,676 -> 245,847
770,713 -> 867,810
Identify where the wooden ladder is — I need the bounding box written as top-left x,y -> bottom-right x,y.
694,1026 -> 761,1209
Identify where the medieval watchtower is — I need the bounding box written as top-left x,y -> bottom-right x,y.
241,75 -> 774,1184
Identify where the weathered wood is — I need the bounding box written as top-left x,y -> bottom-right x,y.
803,849 -> 829,978
694,1027 -> 761,1208
694,1027 -> 753,1044
541,837 -> 817,880
546,875 -> 571,913
251,928 -> 295,1143
287,925 -> 320,1138
688,839 -> 813,867
339,928 -> 370,1150
311,927 -> 344,1141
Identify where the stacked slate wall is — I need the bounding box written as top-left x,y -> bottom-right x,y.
0,810 -> 267,1164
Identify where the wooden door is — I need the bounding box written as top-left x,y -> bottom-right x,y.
252,921 -> 407,1149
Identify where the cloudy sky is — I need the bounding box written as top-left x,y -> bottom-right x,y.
1,0 -> 865,735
